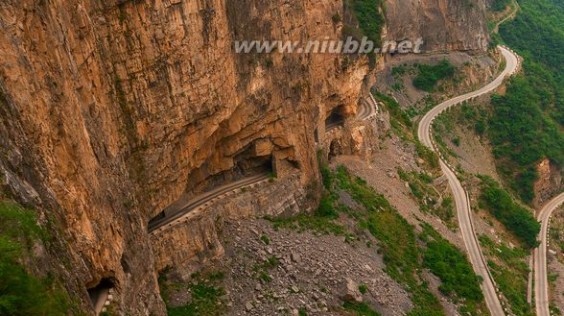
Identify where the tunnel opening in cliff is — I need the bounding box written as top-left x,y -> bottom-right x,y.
87,278 -> 114,313
191,146 -> 274,195
325,106 -> 346,131
148,147 -> 275,231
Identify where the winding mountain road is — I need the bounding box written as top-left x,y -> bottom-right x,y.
492,0 -> 520,34
534,193 -> 564,316
418,46 -> 519,316
357,94 -> 379,121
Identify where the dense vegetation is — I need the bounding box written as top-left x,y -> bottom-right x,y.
491,0 -> 512,12
413,60 -> 456,92
488,78 -> 563,202
350,0 -> 384,46
421,224 -> 484,312
490,0 -> 564,202
0,200 -> 70,315
478,176 -> 540,248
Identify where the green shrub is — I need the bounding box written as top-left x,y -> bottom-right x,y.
415,142 -> 440,170
334,165 -> 393,213
260,234 -> 270,245
350,0 -> 384,46
332,168 -> 444,314
413,60 -> 456,92
422,226 -> 484,303
491,0 -> 511,12
167,282 -> 225,316
374,92 -> 412,128
343,301 -> 381,316
487,261 -> 534,315
0,201 -> 70,316
478,177 -> 540,248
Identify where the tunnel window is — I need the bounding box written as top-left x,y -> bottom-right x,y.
87,278 -> 114,313
148,146 -> 276,232
325,106 -> 345,131
233,148 -> 273,177
148,211 -> 166,231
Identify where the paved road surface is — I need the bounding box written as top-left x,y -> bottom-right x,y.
357,94 -> 379,121
148,173 -> 270,232
534,193 -> 564,316
418,46 -> 519,316
89,287 -> 111,315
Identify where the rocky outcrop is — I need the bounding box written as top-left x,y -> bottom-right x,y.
0,0 -> 366,314
0,0 -> 489,314
534,158 -> 564,207
383,0 -> 489,52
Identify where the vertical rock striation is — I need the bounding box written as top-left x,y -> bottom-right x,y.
0,0 -> 488,314
383,0 -> 489,52
0,0 -> 366,313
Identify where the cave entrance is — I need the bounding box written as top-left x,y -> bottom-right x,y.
325,106 -> 345,131
87,278 -> 114,314
314,128 -> 319,143
198,147 -> 274,192
232,148 -> 274,179
328,140 -> 342,160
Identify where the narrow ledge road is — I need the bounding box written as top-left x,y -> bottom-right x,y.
418,46 -> 519,316
148,173 -> 270,233
534,193 -> 564,316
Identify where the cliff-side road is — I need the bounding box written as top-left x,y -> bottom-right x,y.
148,174 -> 270,232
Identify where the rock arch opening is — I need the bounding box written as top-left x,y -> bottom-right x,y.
148,145 -> 275,232
87,278 -> 114,314
187,144 -> 275,195
325,106 -> 345,131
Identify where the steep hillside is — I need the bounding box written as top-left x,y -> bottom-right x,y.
383,0 -> 489,52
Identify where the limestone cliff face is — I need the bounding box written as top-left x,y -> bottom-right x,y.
0,0 -> 366,314
0,0 -> 488,314
383,0 -> 489,52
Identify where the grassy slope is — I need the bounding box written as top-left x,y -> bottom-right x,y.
333,166 -> 486,315
0,200 -> 72,315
